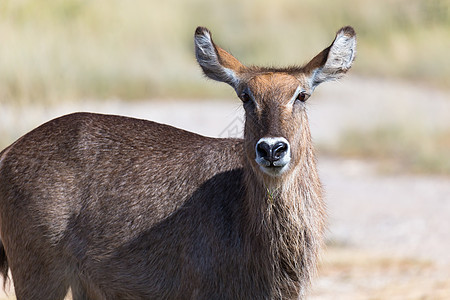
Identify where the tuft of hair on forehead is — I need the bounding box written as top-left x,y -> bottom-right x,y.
244,65 -> 307,76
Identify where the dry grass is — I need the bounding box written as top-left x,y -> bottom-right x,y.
0,0 -> 449,104
321,125 -> 450,176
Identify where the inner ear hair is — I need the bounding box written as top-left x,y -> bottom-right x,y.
194,27 -> 245,89
302,26 -> 356,89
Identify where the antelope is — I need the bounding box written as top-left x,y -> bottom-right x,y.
0,26 -> 356,299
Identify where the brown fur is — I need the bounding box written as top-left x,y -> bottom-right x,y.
0,26 -> 355,299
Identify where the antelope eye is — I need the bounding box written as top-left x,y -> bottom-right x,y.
239,92 -> 252,103
296,91 -> 309,102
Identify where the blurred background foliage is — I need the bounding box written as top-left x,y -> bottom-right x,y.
322,125 -> 450,175
0,0 -> 449,104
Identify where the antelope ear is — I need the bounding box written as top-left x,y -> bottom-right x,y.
303,26 -> 356,90
194,27 -> 245,89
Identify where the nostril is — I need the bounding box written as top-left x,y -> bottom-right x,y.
255,137 -> 290,172
273,142 -> 288,160
256,142 -> 272,160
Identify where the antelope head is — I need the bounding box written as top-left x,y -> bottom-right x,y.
194,26 -> 356,182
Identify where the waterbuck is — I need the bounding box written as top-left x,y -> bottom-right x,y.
0,26 -> 356,299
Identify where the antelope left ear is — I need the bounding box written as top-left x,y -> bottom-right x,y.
303,26 -> 356,90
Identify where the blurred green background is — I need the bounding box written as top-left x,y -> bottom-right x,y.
1,0 -> 449,104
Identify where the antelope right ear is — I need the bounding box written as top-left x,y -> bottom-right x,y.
303,26 -> 356,90
194,27 -> 245,89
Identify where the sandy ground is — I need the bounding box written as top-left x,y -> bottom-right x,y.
0,75 -> 449,299
311,158 -> 450,299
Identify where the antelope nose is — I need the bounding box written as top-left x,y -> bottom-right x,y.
256,140 -> 289,164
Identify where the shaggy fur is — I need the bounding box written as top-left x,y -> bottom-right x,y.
0,26 -> 355,299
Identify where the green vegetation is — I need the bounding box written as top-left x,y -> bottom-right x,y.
323,125 -> 450,176
0,0 -> 449,104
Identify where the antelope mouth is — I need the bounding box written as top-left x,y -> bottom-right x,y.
259,164 -> 290,176
255,137 -> 291,177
